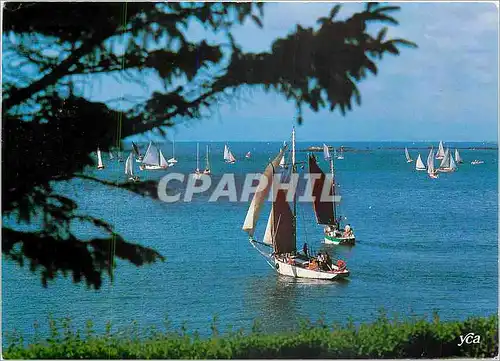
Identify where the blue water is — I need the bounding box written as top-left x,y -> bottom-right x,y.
2,141 -> 498,343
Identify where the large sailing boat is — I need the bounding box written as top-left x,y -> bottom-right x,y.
312,145 -> 355,245
125,152 -> 139,182
96,147 -> 105,170
435,141 -> 446,160
415,154 -> 426,171
427,148 -> 439,179
140,141 -> 169,170
168,138 -> 178,165
438,148 -> 457,173
405,147 -> 413,163
223,144 -> 236,164
454,148 -> 463,164
242,128 -> 350,281
203,144 -> 211,175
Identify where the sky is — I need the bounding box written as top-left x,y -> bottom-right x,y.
83,2 -> 499,142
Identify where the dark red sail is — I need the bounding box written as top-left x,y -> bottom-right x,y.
308,154 -> 335,225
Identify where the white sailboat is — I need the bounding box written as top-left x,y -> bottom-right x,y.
97,147 -> 105,170
337,146 -> 344,160
203,145 -> 211,175
139,141 -> 169,170
405,147 -> 413,163
168,138 -> 178,165
223,144 -> 236,164
436,141 -> 446,159
279,153 -> 287,168
427,148 -> 439,179
415,154 -> 426,171
125,152 -> 140,182
242,128 -> 350,281
438,148 -> 457,173
109,151 -> 114,160
454,148 -> 463,164
245,151 -> 251,159
193,142 -> 202,179
312,146 -> 355,245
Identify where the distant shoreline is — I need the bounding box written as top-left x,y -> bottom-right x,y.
303,146 -> 498,152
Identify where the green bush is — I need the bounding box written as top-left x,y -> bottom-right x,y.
3,314 -> 498,359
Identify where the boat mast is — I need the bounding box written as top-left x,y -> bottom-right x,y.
330,153 -> 336,224
292,126 -> 297,248
196,142 -> 200,170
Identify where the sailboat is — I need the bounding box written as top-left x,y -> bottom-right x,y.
203,144 -> 211,175
279,153 -> 287,169
438,148 -> 457,173
193,142 -> 202,179
312,145 -> 355,245
96,147 -> 105,170
242,128 -> 350,281
245,151 -> 251,159
427,148 -> 439,179
337,146 -> 345,160
168,138 -> 178,165
405,147 -> 413,163
435,141 -> 446,160
454,148 -> 463,164
132,142 -> 143,162
109,151 -> 114,160
139,141 -> 169,170
125,152 -> 139,182
223,144 -> 236,164
415,154 -> 426,171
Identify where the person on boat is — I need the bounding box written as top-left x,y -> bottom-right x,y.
324,253 -> 333,270
302,243 -> 309,258
343,224 -> 352,238
317,253 -> 325,270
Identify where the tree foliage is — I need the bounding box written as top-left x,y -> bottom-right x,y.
2,2 -> 416,289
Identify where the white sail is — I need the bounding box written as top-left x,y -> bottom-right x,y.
263,207 -> 274,245
159,149 -> 169,168
205,145 -> 210,170
242,148 -> 286,237
125,152 -> 134,176
279,154 -> 286,168
168,138 -> 177,164
436,141 -> 446,159
223,145 -> 230,161
227,150 -> 236,163
455,148 -> 462,163
415,154 -> 426,170
323,144 -> 331,161
109,152 -> 114,160
449,151 -> 457,170
427,148 -> 435,174
97,148 -> 104,168
142,142 -> 160,165
405,147 -> 412,162
439,148 -> 451,168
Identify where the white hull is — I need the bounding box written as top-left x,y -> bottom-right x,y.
168,158 -> 178,164
438,168 -> 456,173
407,160 -> 413,163
140,165 -> 168,170
273,258 -> 349,280
416,167 -> 426,171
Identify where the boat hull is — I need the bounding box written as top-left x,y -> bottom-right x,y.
437,168 -> 456,173
416,167 -> 426,171
324,234 -> 355,245
140,165 -> 168,170
274,258 -> 349,280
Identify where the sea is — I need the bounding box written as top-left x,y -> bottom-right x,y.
2,141 -> 498,344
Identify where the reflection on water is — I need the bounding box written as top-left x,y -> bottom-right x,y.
244,271 -> 350,334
